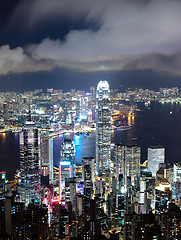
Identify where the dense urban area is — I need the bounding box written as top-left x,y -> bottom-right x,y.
0,82 -> 180,239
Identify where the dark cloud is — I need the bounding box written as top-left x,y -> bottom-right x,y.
0,0 -> 181,77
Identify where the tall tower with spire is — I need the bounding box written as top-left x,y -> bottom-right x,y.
20,109 -> 40,207
96,80 -> 111,176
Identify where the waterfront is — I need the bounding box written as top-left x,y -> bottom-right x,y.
1,101 -> 181,179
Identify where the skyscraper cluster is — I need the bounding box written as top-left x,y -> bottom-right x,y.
0,81 -> 180,239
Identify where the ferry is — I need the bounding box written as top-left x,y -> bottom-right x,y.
115,125 -> 132,130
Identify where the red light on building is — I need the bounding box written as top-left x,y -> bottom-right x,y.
52,198 -> 59,203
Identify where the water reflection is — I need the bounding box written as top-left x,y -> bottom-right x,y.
53,134 -> 96,167
1,102 -> 181,179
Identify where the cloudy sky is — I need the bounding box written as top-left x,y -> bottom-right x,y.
1,0 -> 181,91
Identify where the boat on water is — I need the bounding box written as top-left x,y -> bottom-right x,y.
132,137 -> 138,140
145,101 -> 150,107
115,125 -> 132,130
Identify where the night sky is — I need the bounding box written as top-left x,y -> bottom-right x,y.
1,0 -> 181,91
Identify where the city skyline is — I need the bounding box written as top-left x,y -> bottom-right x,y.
0,83 -> 181,238
0,1 -> 181,238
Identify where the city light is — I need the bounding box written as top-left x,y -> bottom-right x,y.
60,161 -> 71,166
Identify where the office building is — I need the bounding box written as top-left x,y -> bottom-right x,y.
173,162 -> 181,182
96,80 -> 111,175
20,119 -> 40,207
59,135 -> 75,201
0,172 -> 6,199
60,135 -> 75,177
139,178 -> 147,214
113,144 -> 141,185
172,162 -> 181,203
155,181 -> 171,214
161,203 -> 181,240
64,178 -> 77,211
82,157 -> 96,198
79,96 -> 88,121
40,135 -> 54,184
148,146 -> 165,177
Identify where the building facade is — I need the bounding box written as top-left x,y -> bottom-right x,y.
113,144 -> 141,185
82,157 -> 96,198
96,80 -> 111,175
59,135 -> 75,201
40,135 -> 54,184
148,146 -> 165,177
20,120 -> 40,207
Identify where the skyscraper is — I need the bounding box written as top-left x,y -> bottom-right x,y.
59,135 -> 75,201
148,146 -> 165,177
96,80 -> 111,175
113,144 -> 141,185
82,157 -> 96,198
173,162 -> 181,182
40,135 -> 54,184
20,120 -> 40,207
60,135 -> 75,178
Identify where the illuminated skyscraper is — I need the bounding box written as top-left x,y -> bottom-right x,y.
61,135 -> 75,177
82,157 -> 96,198
173,162 -> 181,182
113,144 -> 141,185
148,146 -> 165,177
20,120 -> 40,207
40,135 -> 54,184
96,80 -> 111,175
79,96 -> 88,121
59,135 -> 75,201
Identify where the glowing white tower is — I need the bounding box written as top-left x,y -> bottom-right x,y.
96,80 -> 111,175
148,146 -> 165,177
20,120 -> 40,207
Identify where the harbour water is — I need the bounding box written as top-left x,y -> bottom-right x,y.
1,102 -> 181,179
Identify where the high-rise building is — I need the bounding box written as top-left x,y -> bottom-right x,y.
155,181 -> 171,214
96,80 -> 111,175
139,178 -> 147,214
79,96 -> 88,121
40,135 -> 53,184
82,157 -> 96,198
161,203 -> 181,240
20,120 -> 40,207
59,135 -> 75,201
113,144 -> 141,185
172,162 -> 181,202
173,162 -> 181,182
3,103 -> 9,123
64,178 -> 77,211
0,172 -> 6,199
61,135 -> 75,177
148,146 -> 165,177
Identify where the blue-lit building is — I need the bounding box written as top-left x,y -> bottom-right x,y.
155,181 -> 171,214
59,135 -> 75,202
0,172 -> 6,199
